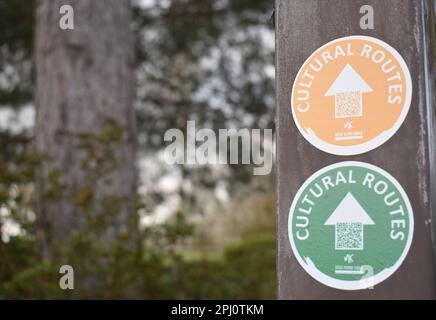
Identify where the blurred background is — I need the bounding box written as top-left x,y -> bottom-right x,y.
0,0 -> 275,299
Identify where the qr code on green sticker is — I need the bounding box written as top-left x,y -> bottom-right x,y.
335,222 -> 363,250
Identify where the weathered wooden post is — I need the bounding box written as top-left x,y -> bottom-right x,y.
276,0 -> 436,299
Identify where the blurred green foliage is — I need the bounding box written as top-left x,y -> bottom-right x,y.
0,0 -> 33,106
0,0 -> 276,299
0,113 -> 275,299
0,211 -> 275,299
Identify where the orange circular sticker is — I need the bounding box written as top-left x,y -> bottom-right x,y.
291,36 -> 412,155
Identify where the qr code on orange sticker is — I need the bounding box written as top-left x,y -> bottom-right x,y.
335,91 -> 362,118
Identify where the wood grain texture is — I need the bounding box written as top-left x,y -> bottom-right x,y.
276,0 -> 436,299
35,0 -> 136,256
423,0 -> 436,275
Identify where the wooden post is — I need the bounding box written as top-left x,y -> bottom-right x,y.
276,0 -> 436,299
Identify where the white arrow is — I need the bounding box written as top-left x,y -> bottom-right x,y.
325,192 -> 374,250
325,64 -> 373,120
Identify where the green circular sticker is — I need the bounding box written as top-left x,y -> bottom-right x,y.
288,162 -> 413,290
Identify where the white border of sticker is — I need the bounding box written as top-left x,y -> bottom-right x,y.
291,36 -> 413,156
287,161 -> 414,290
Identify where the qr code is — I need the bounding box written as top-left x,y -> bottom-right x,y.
335,222 -> 363,250
335,91 -> 362,118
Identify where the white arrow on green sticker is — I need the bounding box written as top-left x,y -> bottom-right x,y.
288,162 -> 414,290
324,192 -> 375,251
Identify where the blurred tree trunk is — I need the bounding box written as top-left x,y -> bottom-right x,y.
34,0 -> 136,258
